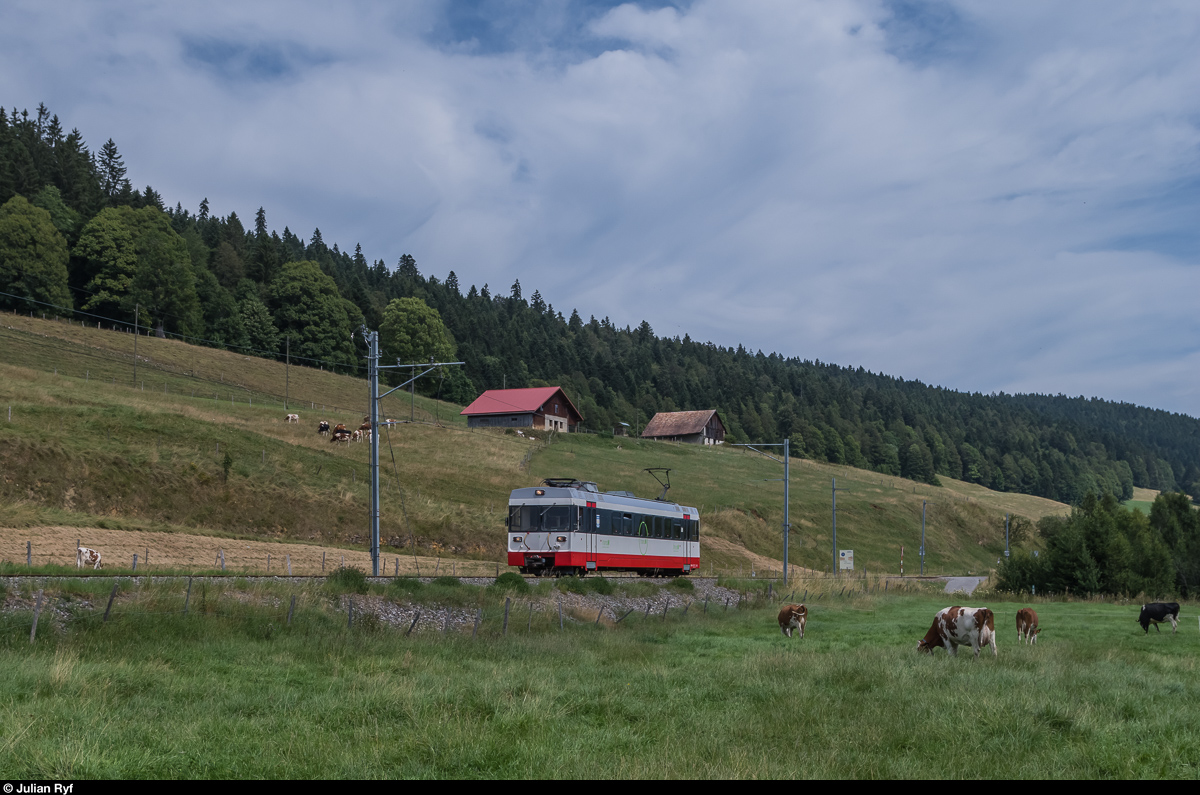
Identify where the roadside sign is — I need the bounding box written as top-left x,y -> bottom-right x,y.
839,549 -> 854,570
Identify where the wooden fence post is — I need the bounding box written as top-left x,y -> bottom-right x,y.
406,609 -> 421,636
503,598 -> 511,635
30,590 -> 44,644
287,595 -> 296,626
267,553 -> 270,573
27,540 -> 31,567
103,583 -> 118,621
322,551 -> 326,573
184,577 -> 192,615
472,608 -> 482,639
662,600 -> 668,621
703,596 -> 709,614
132,553 -> 137,572
614,609 -> 634,624
645,601 -> 652,618
595,608 -> 603,625
348,597 -> 354,629
287,555 -> 292,576
527,602 -> 533,631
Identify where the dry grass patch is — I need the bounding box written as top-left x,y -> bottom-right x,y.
0,525 -> 501,576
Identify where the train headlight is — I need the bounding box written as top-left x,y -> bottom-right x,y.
556,536 -> 567,543
512,536 -> 523,543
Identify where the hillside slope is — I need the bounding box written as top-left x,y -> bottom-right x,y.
0,315 -> 1068,575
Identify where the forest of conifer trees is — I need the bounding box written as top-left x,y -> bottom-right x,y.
3,102 -> 1200,506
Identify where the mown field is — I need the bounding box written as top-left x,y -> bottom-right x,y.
0,577 -> 1196,779
0,313 -> 1069,576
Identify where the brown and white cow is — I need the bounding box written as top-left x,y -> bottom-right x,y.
318,420 -> 330,435
76,546 -> 102,569
285,413 -> 299,423
917,606 -> 997,659
1016,607 -> 1041,645
331,431 -> 351,444
350,429 -> 363,443
778,603 -> 807,638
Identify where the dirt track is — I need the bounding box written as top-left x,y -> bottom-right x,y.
0,526 -> 497,576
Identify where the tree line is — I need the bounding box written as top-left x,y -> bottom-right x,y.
996,491 -> 1200,598
3,102 -> 1200,507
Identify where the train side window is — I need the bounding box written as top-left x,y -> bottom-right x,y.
672,520 -> 683,540
622,514 -> 633,536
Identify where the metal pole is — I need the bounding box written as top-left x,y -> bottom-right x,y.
1005,513 -> 1010,559
832,478 -> 837,577
368,331 -> 381,576
285,336 -> 289,410
783,437 -> 789,585
133,303 -> 138,386
921,500 -> 927,576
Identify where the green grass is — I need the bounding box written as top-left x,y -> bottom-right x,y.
0,582 -> 1197,778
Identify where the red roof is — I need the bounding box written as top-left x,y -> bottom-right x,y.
460,387 -> 581,420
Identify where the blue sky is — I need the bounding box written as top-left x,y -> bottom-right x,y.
3,1 -> 1199,415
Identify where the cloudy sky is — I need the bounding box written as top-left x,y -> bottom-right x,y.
4,1 -> 1200,415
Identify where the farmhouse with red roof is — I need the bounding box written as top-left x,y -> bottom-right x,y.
460,387 -> 582,432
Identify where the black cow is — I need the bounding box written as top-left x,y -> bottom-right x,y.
318,421 -> 330,436
1137,602 -> 1180,634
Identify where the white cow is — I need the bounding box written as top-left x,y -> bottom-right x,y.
917,606 -> 997,659
77,546 -> 102,569
285,413 -> 299,423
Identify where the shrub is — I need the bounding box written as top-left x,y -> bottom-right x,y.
667,577 -> 695,591
326,566 -> 368,594
491,571 -> 530,593
432,576 -> 461,588
556,576 -> 613,595
388,577 -> 423,596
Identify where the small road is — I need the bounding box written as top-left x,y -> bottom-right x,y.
943,576 -> 986,595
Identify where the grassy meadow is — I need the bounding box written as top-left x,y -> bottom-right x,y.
0,577 -> 1197,778
0,313 -> 1070,575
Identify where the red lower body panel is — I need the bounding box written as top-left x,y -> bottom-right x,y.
509,551 -> 699,571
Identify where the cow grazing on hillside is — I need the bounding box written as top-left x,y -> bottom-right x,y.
1016,607 -> 1041,645
331,431 -> 351,444
917,606 -> 997,659
778,604 -> 807,638
76,546 -> 102,569
1138,602 -> 1180,634
318,421 -> 330,435
351,429 -> 363,442
285,413 -> 299,423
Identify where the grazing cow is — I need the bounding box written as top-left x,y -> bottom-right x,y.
351,429 -> 363,442
76,546 -> 102,570
285,413 -> 299,423
331,431 -> 351,444
778,603 -> 807,638
1137,602 -> 1180,634
332,423 -> 347,434
1016,607 -> 1041,645
318,421 -> 330,436
917,606 -> 997,659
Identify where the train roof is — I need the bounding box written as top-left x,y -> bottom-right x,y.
509,478 -> 698,514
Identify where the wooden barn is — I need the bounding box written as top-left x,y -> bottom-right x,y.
460,387 -> 582,432
640,410 -> 726,445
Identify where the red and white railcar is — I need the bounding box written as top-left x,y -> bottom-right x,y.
507,478 -> 700,576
